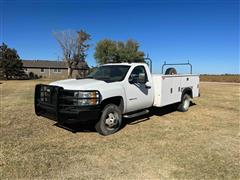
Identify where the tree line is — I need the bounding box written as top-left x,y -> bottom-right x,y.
0,29 -> 146,79
94,39 -> 145,64
0,43 -> 25,79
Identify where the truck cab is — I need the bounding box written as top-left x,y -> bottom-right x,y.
35,62 -> 199,135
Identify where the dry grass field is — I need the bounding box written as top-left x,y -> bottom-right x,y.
200,75 -> 240,83
0,80 -> 239,179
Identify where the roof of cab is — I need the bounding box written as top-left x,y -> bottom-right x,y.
101,62 -> 147,66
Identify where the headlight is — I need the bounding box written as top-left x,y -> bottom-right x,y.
74,91 -> 98,98
73,91 -> 100,106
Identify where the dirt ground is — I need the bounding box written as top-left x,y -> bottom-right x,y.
0,80 -> 239,179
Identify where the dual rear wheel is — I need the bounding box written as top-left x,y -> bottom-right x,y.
177,94 -> 191,112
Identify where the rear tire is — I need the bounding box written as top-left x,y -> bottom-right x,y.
95,104 -> 122,136
165,68 -> 177,75
178,94 -> 191,112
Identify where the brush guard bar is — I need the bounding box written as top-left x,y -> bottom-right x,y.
34,84 -> 101,123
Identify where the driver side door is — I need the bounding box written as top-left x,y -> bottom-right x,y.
125,65 -> 153,113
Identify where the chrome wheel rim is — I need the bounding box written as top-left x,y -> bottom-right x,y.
183,98 -> 190,109
105,112 -> 119,129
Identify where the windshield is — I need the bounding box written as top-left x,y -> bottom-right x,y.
87,65 -> 130,82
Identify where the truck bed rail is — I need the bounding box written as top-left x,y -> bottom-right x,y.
161,61 -> 192,74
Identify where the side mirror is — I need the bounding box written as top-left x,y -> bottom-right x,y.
129,74 -> 138,84
129,73 -> 146,84
138,73 -> 146,84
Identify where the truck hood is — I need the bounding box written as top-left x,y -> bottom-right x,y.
49,78 -> 108,90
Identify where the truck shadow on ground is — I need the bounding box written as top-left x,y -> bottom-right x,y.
53,122 -> 97,133
53,102 -> 196,134
122,102 -> 196,127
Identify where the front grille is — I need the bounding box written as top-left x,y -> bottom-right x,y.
59,90 -> 75,106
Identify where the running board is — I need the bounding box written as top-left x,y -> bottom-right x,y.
123,109 -> 149,118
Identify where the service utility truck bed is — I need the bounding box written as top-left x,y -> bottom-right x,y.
152,74 -> 199,107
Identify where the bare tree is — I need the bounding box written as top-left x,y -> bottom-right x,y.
53,30 -> 90,78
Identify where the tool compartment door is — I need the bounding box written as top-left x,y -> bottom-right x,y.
160,76 -> 182,107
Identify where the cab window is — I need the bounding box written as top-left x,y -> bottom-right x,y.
129,66 -> 148,84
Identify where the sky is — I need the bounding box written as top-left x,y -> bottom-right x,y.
0,0 -> 239,74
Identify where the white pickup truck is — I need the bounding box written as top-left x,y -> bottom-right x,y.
35,61 -> 200,135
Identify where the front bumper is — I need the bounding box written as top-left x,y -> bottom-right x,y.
34,84 -> 101,123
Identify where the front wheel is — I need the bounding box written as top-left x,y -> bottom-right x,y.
177,94 -> 191,112
95,104 -> 122,136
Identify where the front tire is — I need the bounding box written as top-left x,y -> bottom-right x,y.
95,104 -> 122,136
178,94 -> 191,112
